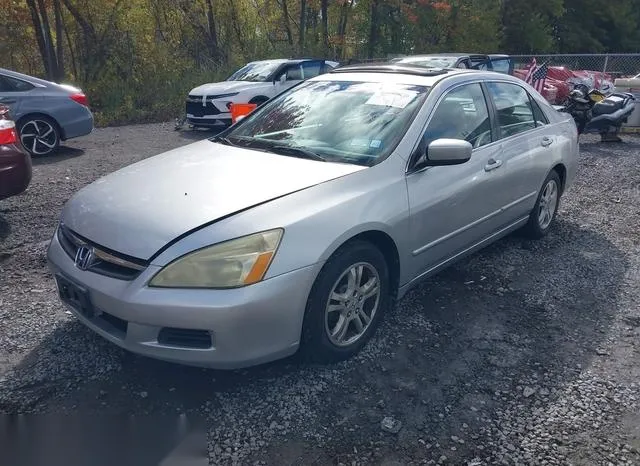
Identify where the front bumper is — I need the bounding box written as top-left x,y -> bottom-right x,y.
185,98 -> 232,127
46,230 -> 318,369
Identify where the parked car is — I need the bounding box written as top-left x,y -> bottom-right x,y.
0,105 -> 32,201
614,71 -> 640,89
390,53 -> 514,74
48,64 -> 578,369
0,68 -> 93,156
182,58 -> 339,129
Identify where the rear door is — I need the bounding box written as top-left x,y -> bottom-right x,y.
482,81 -> 554,220
0,74 -> 39,119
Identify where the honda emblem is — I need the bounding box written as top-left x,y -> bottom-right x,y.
74,246 -> 94,271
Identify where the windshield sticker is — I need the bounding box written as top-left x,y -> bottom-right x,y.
369,140 -> 382,148
350,138 -> 371,148
365,90 -> 419,108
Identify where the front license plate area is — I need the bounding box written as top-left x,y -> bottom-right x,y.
56,274 -> 95,318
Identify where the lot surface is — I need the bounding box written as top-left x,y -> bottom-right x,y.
1,124 -> 640,465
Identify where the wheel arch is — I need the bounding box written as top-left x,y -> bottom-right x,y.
318,228 -> 401,302
551,163 -> 566,193
249,95 -> 270,105
17,112 -> 65,140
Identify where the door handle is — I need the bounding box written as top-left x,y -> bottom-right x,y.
541,136 -> 554,147
0,98 -> 16,104
484,158 -> 503,172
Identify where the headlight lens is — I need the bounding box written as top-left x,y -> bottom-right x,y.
149,229 -> 283,289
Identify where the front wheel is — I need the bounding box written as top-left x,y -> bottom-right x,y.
300,240 -> 390,363
249,96 -> 269,107
521,170 -> 562,239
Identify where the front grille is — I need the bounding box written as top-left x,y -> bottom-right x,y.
158,328 -> 212,349
57,224 -> 147,281
185,99 -> 222,117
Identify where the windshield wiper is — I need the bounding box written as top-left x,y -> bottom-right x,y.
212,135 -> 235,146
267,145 -> 327,162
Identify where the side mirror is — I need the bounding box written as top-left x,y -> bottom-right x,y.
424,138 -> 472,166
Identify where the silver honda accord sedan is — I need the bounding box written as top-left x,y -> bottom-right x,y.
47,64 -> 579,369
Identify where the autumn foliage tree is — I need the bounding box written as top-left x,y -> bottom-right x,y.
1,0 -> 639,126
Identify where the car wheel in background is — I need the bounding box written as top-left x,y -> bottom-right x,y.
249,96 -> 269,106
18,116 -> 60,156
521,169 -> 562,239
300,240 -> 390,363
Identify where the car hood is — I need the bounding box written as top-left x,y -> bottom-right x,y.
189,81 -> 263,96
61,140 -> 365,260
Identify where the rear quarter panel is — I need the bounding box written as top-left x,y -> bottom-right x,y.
16,86 -> 93,140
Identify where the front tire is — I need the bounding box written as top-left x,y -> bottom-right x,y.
18,116 -> 60,156
521,170 -> 562,239
300,240 -> 390,363
249,96 -> 269,107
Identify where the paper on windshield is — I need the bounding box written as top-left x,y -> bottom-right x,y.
365,90 -> 419,108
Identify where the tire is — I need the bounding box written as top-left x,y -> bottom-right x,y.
300,240 -> 391,363
521,170 -> 562,239
249,96 -> 269,106
18,115 -> 60,156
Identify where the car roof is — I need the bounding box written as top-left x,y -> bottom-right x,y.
245,58 -> 333,66
314,63 -> 524,88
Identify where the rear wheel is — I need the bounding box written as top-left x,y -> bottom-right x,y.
521,170 -> 561,239
300,240 -> 390,363
19,116 -> 60,156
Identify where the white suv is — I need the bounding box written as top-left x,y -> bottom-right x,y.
184,58 -> 339,128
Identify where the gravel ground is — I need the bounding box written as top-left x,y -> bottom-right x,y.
1,124 -> 639,465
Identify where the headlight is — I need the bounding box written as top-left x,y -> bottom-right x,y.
149,229 -> 283,289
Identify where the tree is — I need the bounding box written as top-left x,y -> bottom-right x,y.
25,0 -> 65,81
500,0 -> 564,53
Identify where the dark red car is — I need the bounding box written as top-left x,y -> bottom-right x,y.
0,105 -> 31,200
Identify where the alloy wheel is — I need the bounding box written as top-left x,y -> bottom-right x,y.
537,179 -> 558,230
20,119 -> 58,155
324,262 -> 381,347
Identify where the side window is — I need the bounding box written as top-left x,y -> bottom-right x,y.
485,82 -> 537,138
422,83 -> 493,149
301,61 -> 322,79
529,95 -> 549,126
0,76 -> 12,92
0,75 -> 34,92
490,59 -> 511,74
285,65 -> 303,81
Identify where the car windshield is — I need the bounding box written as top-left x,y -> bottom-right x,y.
227,61 -> 284,82
394,56 -> 458,68
220,80 -> 430,166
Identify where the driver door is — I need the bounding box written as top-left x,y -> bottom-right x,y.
405,82 -> 507,280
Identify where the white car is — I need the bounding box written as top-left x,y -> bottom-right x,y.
185,58 -> 339,128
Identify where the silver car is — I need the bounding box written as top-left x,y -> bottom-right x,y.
0,68 -> 93,156
47,64 -> 578,369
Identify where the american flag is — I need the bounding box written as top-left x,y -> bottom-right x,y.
523,58 -> 548,93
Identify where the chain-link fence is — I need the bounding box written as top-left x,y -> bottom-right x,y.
511,54 -> 640,78
345,54 -> 640,77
